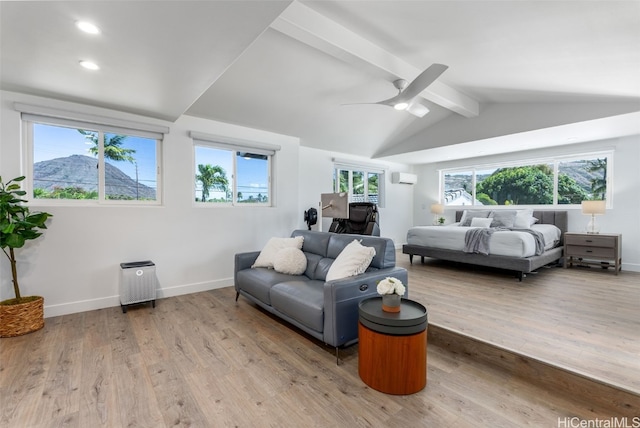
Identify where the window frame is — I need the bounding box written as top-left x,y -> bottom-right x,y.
439,151 -> 613,208
333,160 -> 385,208
21,112 -> 164,206
191,131 -> 278,207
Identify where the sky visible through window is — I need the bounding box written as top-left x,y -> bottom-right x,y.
34,124 -> 157,189
194,145 -> 268,201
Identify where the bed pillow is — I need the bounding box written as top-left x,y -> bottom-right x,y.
489,210 -> 517,228
470,217 -> 493,228
273,247 -> 307,275
513,209 -> 534,228
326,239 -> 376,281
252,236 -> 304,269
459,210 -> 492,227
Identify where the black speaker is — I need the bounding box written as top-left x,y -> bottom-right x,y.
304,207 -> 318,230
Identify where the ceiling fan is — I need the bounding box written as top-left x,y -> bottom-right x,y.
346,63 -> 448,118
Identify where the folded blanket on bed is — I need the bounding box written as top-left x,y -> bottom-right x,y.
464,227 -> 546,256
513,228 -> 546,255
464,228 -> 496,255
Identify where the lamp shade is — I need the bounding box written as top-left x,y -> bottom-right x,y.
581,200 -> 606,215
430,203 -> 444,214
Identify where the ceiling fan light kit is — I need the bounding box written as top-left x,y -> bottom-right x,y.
406,102 -> 429,118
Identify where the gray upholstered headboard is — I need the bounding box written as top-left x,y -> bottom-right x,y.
455,210 -> 568,244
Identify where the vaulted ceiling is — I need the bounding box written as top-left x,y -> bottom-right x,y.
2,1 -> 639,164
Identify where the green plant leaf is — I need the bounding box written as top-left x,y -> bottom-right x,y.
5,233 -> 26,248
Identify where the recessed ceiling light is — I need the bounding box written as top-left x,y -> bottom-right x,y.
79,60 -> 99,70
76,21 -> 100,34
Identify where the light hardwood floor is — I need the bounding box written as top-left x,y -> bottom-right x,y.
1,260 -> 638,427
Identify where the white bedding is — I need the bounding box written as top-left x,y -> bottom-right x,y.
406,224 -> 561,258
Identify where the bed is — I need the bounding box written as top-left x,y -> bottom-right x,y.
402,210 -> 568,281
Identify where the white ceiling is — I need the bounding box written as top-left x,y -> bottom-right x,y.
2,1 -> 639,164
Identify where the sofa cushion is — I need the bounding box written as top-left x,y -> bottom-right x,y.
273,247 -> 307,275
313,257 -> 334,282
326,239 -> 376,281
303,253 -> 323,280
236,268 -> 309,304
270,280 -> 324,333
252,236 -> 304,269
291,230 -> 330,258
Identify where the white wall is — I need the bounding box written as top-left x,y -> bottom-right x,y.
0,91 -> 302,317
413,136 -> 640,272
0,91 -> 415,318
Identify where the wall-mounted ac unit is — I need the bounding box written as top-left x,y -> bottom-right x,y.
391,172 -> 418,185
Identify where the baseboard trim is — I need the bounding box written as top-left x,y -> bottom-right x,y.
43,278 -> 232,318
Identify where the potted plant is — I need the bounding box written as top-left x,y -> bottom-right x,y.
377,276 -> 406,313
438,216 -> 446,225
0,176 -> 52,337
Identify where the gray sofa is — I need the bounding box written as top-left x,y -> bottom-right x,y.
234,230 -> 408,358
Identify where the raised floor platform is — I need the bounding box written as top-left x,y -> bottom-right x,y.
396,252 -> 640,415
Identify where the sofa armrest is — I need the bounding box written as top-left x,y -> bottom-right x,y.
322,267 -> 409,347
234,251 -> 261,292
235,251 -> 260,272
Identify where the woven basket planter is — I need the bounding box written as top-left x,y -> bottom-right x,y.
0,296 -> 44,338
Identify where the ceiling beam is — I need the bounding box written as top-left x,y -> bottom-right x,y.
270,1 -> 479,118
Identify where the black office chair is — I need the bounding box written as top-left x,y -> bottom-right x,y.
329,202 -> 380,236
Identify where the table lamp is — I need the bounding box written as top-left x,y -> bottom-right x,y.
430,203 -> 445,225
581,200 -> 606,234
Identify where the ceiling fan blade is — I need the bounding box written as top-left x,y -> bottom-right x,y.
374,63 -> 448,106
397,63 -> 448,102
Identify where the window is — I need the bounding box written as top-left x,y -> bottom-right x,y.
441,152 -> 612,207
333,163 -> 384,206
23,112 -> 163,204
191,132 -> 277,205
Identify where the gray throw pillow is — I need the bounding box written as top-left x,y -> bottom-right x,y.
490,210 -> 517,228
459,210 -> 492,227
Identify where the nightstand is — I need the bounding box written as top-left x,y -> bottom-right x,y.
564,233 -> 622,275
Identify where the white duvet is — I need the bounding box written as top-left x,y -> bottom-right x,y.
406,224 -> 561,258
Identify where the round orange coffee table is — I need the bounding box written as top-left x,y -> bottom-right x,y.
358,297 -> 428,395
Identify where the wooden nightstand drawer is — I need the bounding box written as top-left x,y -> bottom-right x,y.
565,245 -> 615,259
565,234 -> 616,248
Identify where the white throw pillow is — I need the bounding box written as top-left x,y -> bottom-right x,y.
252,236 -> 304,269
326,239 -> 376,281
273,247 -> 307,275
470,217 -> 493,228
513,209 -> 534,229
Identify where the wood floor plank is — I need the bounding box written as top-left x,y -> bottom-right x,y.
29,338 -> 83,427
112,353 -> 164,428
78,345 -> 118,427
146,359 -> 210,428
